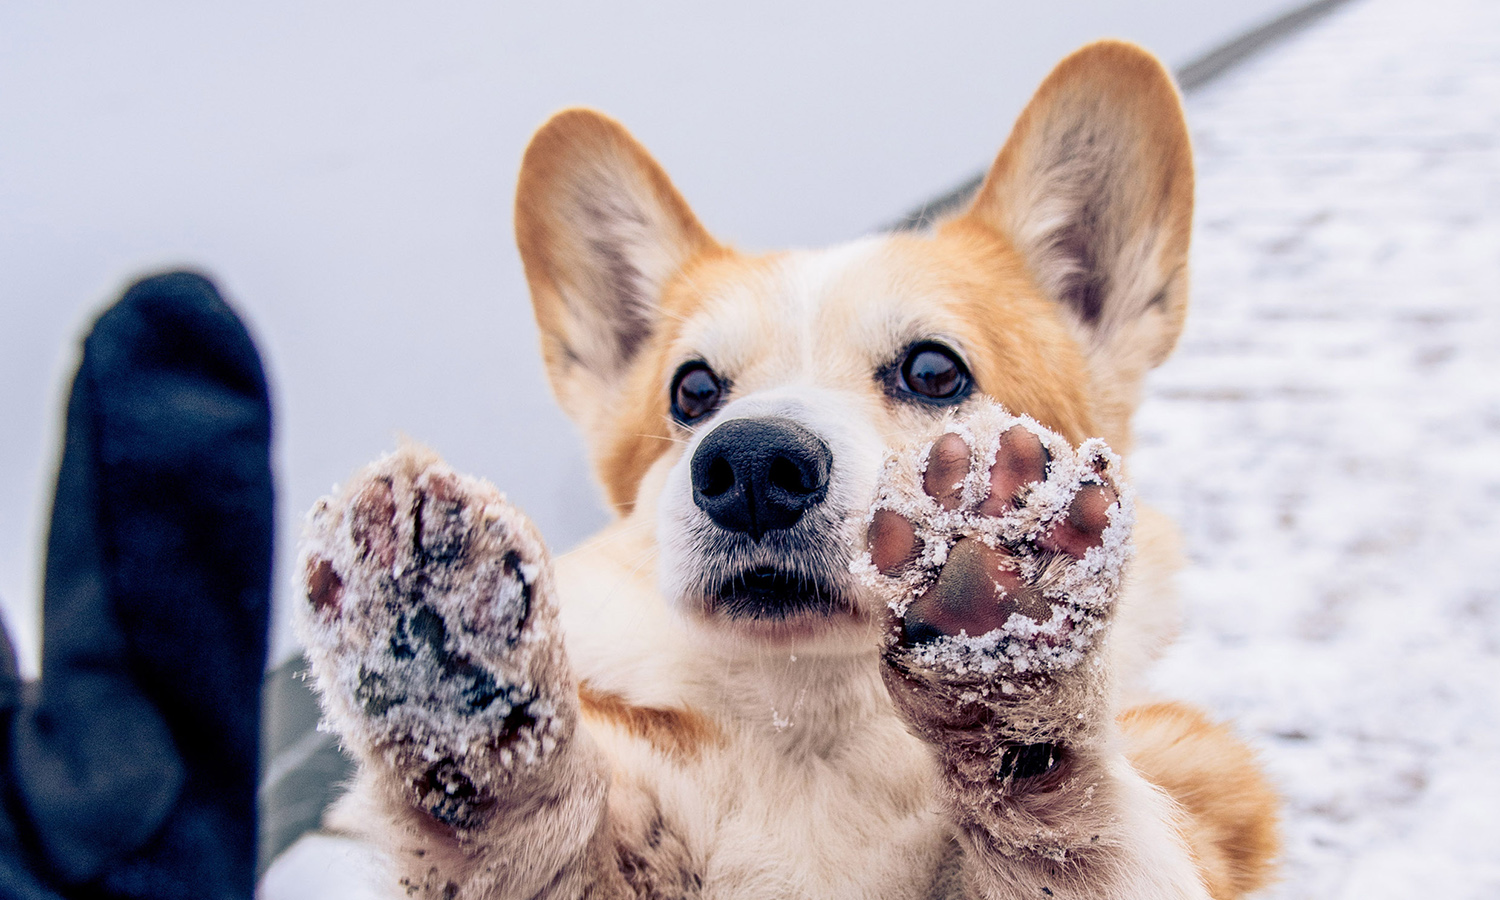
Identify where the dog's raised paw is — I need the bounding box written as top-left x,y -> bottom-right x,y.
859,400 -> 1133,754
295,446 -> 572,818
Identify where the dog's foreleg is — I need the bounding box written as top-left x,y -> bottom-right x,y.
296,447 -> 629,900
864,401 -> 1210,900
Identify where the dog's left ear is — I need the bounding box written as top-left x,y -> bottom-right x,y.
959,40 -> 1193,372
516,109 -> 719,432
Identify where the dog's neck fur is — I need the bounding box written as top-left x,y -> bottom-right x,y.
554,517 -> 952,899
555,516 -> 895,735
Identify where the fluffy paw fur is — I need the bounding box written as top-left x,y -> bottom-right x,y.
857,401 -> 1203,898
296,446 -> 575,832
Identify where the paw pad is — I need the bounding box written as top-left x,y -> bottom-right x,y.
415,759 -> 489,830
856,399 -> 1133,675
901,538 -> 1050,646
413,471 -> 471,563
349,477 -> 399,567
305,557 -> 343,615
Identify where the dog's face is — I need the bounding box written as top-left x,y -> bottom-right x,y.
515,41 -> 1193,653
628,237 -> 1102,654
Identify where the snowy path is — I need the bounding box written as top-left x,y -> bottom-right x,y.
1129,0 -> 1500,895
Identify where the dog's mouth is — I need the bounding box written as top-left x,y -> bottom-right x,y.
707,565 -> 852,621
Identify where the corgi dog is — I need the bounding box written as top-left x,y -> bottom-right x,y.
296,40 -> 1280,900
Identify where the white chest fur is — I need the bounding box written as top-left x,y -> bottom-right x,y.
557,543 -> 955,899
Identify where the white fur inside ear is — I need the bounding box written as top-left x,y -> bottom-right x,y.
554,173 -> 694,377
1011,175 -> 1180,351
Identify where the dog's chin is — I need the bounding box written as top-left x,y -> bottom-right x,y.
691,566 -> 875,649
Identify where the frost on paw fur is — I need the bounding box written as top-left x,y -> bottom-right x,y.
295,446 -> 573,829
856,399 -> 1134,769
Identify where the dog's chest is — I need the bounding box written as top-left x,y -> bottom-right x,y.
607,679 -> 955,900
556,553 -> 956,897
694,747 -> 950,899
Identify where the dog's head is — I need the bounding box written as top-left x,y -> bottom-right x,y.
515,41 -> 1192,653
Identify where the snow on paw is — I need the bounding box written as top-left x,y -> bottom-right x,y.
856,398 -> 1133,758
295,445 -> 571,827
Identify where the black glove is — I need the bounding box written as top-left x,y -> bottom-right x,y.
0,271 -> 274,900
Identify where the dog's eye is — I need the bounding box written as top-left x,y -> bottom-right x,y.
671,362 -> 725,425
899,343 -> 971,403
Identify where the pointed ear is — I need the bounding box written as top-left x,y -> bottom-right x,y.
959,40 -> 1194,369
515,109 -> 718,427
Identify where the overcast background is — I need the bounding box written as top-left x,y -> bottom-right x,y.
0,1 -> 1308,673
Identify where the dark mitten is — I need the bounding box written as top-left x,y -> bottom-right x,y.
0,271 -> 274,900
0,625 -> 64,900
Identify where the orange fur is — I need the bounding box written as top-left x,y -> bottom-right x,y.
578,681 -> 722,762
882,229 -> 1098,444
592,251 -> 784,513
1120,702 -> 1282,899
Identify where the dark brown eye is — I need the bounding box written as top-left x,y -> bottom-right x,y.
671,362 -> 725,424
899,343 -> 971,403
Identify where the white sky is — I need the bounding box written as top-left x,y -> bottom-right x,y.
0,1 -> 1305,673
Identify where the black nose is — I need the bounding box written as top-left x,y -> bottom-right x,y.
691,417 -> 832,541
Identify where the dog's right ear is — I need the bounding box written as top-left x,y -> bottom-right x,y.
516,109 -> 718,430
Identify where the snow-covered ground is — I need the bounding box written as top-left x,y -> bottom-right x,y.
1130,0 -> 1500,895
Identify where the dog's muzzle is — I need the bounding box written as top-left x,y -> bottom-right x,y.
690,417 -> 831,541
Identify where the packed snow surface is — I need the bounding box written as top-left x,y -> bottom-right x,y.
1129,0 -> 1500,895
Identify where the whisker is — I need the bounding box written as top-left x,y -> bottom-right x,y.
631,431 -> 691,445
621,547 -> 659,579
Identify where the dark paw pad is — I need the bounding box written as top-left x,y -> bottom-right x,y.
1040,483 -> 1117,557
923,433 -> 972,509
357,666 -> 404,717
996,742 -> 1067,785
869,509 -> 919,575
414,472 -> 470,563
388,603 -> 521,716
900,538 -> 1052,645
415,759 -> 490,830
497,550 -> 533,642
978,425 -> 1049,515
390,603 -> 448,660
306,556 -> 343,615
350,477 -> 399,566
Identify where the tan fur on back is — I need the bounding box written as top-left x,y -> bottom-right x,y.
1121,704 -> 1283,898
